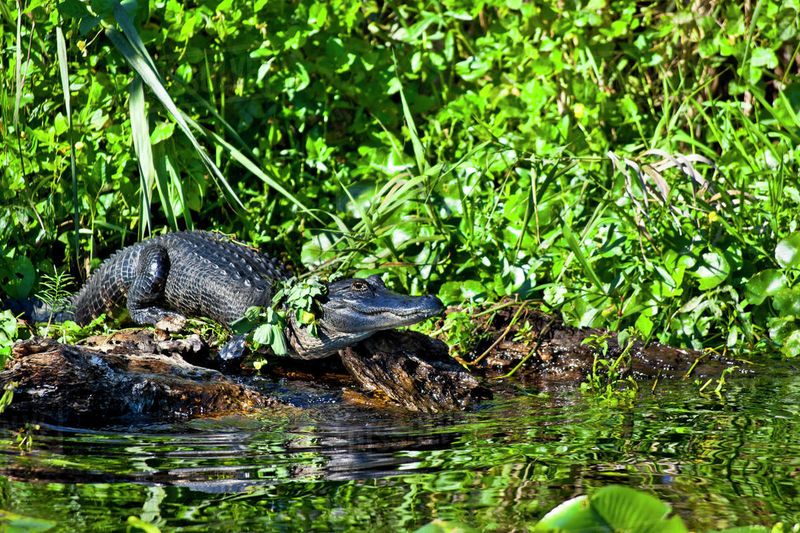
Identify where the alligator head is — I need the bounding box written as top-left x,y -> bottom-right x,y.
286,274 -> 444,359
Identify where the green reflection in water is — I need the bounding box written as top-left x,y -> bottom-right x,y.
0,373 -> 798,531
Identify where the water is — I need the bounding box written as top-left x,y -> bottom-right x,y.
1,370 -> 799,531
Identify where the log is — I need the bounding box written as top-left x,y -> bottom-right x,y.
1,335 -> 281,425
0,300 -> 750,425
339,330 -> 492,412
469,304 -> 747,382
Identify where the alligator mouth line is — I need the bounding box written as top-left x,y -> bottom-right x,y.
355,306 -> 441,318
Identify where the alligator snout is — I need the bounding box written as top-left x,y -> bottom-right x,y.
410,294 -> 444,319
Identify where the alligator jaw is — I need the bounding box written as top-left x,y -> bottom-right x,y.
320,275 -> 444,334
285,275 -> 444,359
352,295 -> 444,328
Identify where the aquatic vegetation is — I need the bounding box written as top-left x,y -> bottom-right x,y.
746,232 -> 800,357
534,485 -> 689,532
231,276 -> 328,360
0,311 -> 18,367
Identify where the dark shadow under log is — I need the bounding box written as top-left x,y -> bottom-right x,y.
1,335 -> 281,425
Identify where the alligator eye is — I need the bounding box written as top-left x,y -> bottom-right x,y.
351,280 -> 369,291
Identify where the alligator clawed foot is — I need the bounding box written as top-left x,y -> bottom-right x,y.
219,334 -> 247,362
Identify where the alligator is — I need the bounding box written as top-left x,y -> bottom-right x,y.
19,231 -> 444,360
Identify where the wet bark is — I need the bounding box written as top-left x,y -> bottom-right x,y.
466,304 -> 745,383
339,330 -> 492,413
1,334 -> 281,425
0,302 -> 746,424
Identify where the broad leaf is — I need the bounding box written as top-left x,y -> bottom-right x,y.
776,233 -> 800,268
693,251 -> 730,291
745,269 -> 786,305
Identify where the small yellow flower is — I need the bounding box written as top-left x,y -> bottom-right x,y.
574,102 -> 585,120
708,211 -> 719,223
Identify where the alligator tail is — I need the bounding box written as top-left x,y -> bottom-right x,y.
69,246 -> 136,325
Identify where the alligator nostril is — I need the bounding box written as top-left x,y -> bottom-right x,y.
427,295 -> 445,312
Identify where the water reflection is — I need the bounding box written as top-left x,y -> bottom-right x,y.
0,372 -> 799,530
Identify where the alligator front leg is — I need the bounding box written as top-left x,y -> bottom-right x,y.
127,244 -> 186,331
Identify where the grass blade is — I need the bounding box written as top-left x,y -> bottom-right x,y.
13,0 -> 23,126
394,58 -> 427,175
159,146 -> 192,229
56,26 -> 79,265
561,221 -> 606,296
152,143 -> 180,231
129,75 -> 155,236
203,128 -> 322,224
106,9 -> 244,212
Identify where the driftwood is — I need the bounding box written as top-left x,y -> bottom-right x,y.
0,302 -> 749,424
467,304 -> 745,382
1,333 -> 281,425
339,330 -> 491,412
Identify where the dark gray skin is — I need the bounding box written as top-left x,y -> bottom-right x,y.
41,231 -> 443,360
286,275 -> 444,359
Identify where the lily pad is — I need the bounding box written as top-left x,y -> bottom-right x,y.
535,486 -> 688,532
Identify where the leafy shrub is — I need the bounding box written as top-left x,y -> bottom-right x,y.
2,0 -> 799,356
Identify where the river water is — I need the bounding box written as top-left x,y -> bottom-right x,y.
0,368 -> 798,531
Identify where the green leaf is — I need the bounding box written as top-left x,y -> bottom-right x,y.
636,313 -> 654,337
692,251 -> 730,290
745,269 -> 786,305
270,330 -> 288,356
0,310 -> 18,340
129,75 -> 157,233
534,495 -> 605,531
750,48 -> 777,68
126,516 -> 161,533
58,0 -> 90,19
782,329 -> 800,358
768,316 -> 797,344
150,121 -> 175,144
776,233 -> 800,268
562,222 -> 606,295
0,256 -> 35,299
591,486 -> 684,532
56,25 -> 80,266
414,520 -> 478,533
535,486 -> 688,533
774,288 -> 800,317
439,280 -> 487,305
252,323 -> 274,346
395,66 -> 427,175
